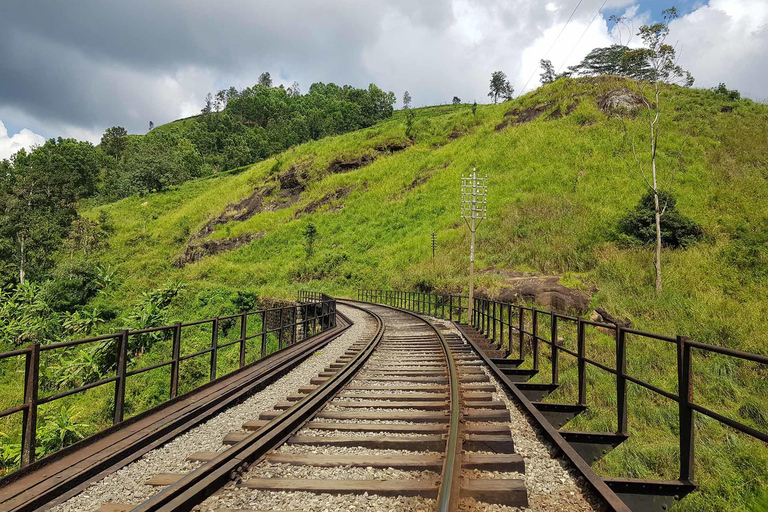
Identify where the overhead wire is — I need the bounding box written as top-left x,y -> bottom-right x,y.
517,0 -> 584,96
556,0 -> 608,74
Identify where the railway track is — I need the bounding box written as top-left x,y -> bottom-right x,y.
85,301 -> 531,512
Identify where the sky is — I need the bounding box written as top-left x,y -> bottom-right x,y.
0,0 -> 766,160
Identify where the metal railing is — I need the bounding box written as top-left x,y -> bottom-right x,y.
357,290 -> 470,324
0,296 -> 336,470
358,288 -> 768,486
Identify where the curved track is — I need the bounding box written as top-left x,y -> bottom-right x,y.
20,301 -> 532,512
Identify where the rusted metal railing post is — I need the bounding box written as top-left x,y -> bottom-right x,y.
678,335 -> 695,482
239,313 -> 247,367
492,301 -> 497,345
551,314 -> 559,385
20,343 -> 40,468
278,308 -> 284,350
210,319 -> 219,381
261,311 -> 268,357
577,319 -> 586,406
532,309 -> 539,371
518,307 -> 524,360
507,304 -> 513,356
616,327 -> 627,435
170,323 -> 182,398
114,331 -> 129,423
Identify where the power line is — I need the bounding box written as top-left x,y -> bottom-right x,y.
518,0 -> 584,96
556,0 -> 608,74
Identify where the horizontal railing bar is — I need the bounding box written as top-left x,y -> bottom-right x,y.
687,340 -> 768,364
0,347 -> 31,359
179,319 -> 214,328
125,360 -> 173,377
622,328 -> 677,343
178,347 -> 214,362
624,374 -> 678,402
689,402 -> 768,443
583,356 -> 617,374
0,404 -> 27,419
41,333 -> 121,351
38,376 -> 119,404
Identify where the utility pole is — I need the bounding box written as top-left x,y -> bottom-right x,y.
431,232 -> 437,260
461,169 -> 487,323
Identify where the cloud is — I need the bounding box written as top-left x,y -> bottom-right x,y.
0,119 -> 45,160
0,0 -> 765,142
670,0 -> 768,100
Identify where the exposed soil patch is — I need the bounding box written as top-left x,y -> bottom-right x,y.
720,105 -> 736,113
294,187 -> 353,218
193,186 -> 275,239
175,232 -> 265,267
495,102 -> 556,131
327,153 -> 376,174
597,87 -> 645,114
448,129 -> 464,139
278,165 -> 309,190
546,101 -> 579,120
477,268 -> 592,315
374,140 -> 410,152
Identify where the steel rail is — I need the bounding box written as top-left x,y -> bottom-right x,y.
129,302 -> 384,512
348,300 -> 464,511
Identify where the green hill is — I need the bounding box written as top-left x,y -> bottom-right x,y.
5,76 -> 768,509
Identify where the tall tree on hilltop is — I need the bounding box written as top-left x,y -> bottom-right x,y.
201,92 -> 213,115
620,7 -> 694,293
258,72 -> 273,87
488,71 -> 514,103
452,96 -> 461,105
540,59 -> 556,84
402,90 -> 411,109
288,81 -> 301,98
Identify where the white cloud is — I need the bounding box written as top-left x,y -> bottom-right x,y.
670,0 -> 768,99
0,119 -> 45,160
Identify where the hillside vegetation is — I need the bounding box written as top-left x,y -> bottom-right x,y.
2,76 -> 767,509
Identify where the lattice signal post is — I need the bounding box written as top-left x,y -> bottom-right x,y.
461,169 -> 487,322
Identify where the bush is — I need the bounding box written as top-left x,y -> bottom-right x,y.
617,189 -> 703,248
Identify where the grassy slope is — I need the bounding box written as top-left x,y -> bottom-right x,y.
78,77 -> 767,510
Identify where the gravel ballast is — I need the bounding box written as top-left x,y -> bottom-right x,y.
49,304 -> 373,512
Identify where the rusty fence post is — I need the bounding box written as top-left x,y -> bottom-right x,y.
532,310 -> 539,371
616,327 -> 627,435
678,335 -> 695,482
551,314 -> 559,385
114,331 -> 129,423
577,319 -> 586,406
239,313 -> 247,367
518,307 -> 524,360
261,311 -> 268,357
210,319 -> 219,381
278,308 -> 284,350
20,343 -> 40,468
170,323 -> 182,399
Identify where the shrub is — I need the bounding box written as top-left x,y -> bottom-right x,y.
617,189 -> 703,248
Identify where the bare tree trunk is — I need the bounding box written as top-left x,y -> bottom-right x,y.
18,233 -> 26,285
651,85 -> 662,293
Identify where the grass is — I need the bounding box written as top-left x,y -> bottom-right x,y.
2,76 -> 767,508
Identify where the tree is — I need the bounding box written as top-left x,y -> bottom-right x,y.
402,91 -> 411,110
63,218 -> 108,258
148,121 -> 154,131
0,139 -> 99,283
288,81 -> 301,98
452,96 -> 461,105
405,109 -> 415,138
617,189 -> 702,248
488,71 -> 514,103
258,72 -> 273,88
100,126 -> 128,161
540,59 -> 556,84
201,93 -> 213,115
621,7 -> 695,293
472,101 -> 477,117
303,222 -> 317,258
215,90 -> 226,112
568,45 -> 654,80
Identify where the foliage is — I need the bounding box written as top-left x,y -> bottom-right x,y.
488,71 -> 514,103
568,44 -> 654,80
0,138 -> 101,283
713,83 -> 741,101
303,222 -> 318,259
452,96 -> 461,105
100,126 -> 128,160
722,219 -> 768,278
617,189 -> 703,248
402,91 -> 411,109
540,59 -> 556,84
44,345 -> 103,390
0,282 -> 61,349
36,407 -> 89,454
